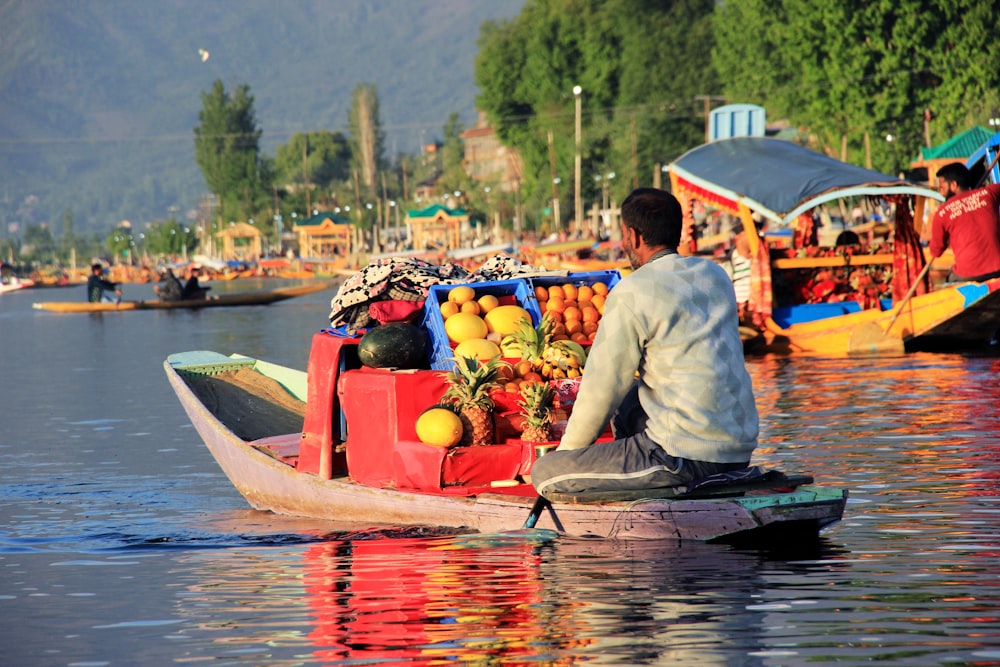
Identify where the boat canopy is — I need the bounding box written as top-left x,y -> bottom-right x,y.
965,131 -> 1000,185
669,137 -> 943,227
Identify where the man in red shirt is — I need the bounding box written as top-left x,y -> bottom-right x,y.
930,162 -> 1000,282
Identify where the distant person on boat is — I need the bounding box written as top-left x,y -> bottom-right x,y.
86,263 -> 121,303
930,162 -> 1000,283
530,187 -> 759,498
154,267 -> 184,302
0,262 -> 16,286
181,266 -> 210,300
723,219 -> 753,323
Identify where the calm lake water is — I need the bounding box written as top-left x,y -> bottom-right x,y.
2,279 -> 1000,666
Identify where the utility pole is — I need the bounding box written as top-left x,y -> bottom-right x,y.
303,134 -> 311,215
381,171 -> 389,240
353,169 -> 364,252
631,113 -> 639,188
400,155 -> 410,203
573,85 -> 582,234
548,131 -> 560,231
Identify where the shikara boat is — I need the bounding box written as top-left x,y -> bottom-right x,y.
1,279 -> 33,294
164,332 -> 846,542
668,136 -> 1000,354
32,282 -> 334,313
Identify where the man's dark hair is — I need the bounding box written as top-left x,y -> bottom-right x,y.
620,188 -> 683,248
938,162 -> 971,189
91,263 -> 103,272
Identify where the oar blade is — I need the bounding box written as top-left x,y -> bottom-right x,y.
848,322 -> 905,355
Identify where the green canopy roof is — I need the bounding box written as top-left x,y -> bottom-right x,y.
920,126 -> 993,161
407,204 -> 467,218
297,211 -> 351,226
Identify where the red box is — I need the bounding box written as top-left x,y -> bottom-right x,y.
299,332 -> 358,478
338,368 -> 450,487
393,439 -> 534,492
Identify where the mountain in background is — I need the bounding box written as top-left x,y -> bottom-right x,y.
0,0 -> 524,236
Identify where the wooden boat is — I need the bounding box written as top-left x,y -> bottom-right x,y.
32,282 -> 334,313
163,333 -> 847,542
1,278 -> 34,294
668,136 -> 1000,354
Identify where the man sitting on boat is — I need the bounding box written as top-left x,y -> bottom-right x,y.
181,266 -> 211,300
531,188 -> 759,497
154,267 -> 184,302
86,263 -> 121,303
930,162 -> 1000,283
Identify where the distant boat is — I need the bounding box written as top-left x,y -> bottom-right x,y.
32,282 -> 335,313
0,278 -> 34,294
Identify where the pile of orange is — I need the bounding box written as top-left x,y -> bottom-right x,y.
499,359 -> 546,393
533,281 -> 610,344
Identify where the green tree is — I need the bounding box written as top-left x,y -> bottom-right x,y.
144,219 -> 199,258
105,226 -> 133,263
21,224 -> 57,263
274,130 -> 353,198
712,0 -> 1000,174
474,0 -> 718,223
348,83 -> 387,203
193,80 -> 269,227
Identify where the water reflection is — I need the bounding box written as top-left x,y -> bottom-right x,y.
173,530 -> 560,665
168,530 -> 856,665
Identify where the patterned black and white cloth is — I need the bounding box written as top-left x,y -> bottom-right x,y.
328,254 -> 546,333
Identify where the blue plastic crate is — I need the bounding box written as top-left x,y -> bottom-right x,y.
421,279 -> 539,371
525,270 -> 621,317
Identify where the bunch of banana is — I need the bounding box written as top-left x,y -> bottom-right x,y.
537,339 -> 587,379
500,315 -> 552,363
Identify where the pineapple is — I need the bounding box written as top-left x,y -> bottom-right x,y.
501,314 -> 553,371
518,381 -> 555,443
443,354 -> 504,447
502,313 -> 586,380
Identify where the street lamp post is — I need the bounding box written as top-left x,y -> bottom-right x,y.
552,178 -> 561,236
601,171 -> 615,239
573,85 -> 582,236
885,133 -> 900,177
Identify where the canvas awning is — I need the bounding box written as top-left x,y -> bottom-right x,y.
669,137 -> 943,227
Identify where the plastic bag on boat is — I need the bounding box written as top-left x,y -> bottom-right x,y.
369,299 -> 425,325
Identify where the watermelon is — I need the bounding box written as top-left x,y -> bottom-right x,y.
358,322 -> 428,369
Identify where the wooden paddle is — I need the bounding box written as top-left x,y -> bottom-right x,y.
849,259 -> 934,354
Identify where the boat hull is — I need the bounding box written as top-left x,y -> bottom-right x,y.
761,277 -> 1000,355
33,282 -> 334,313
0,279 -> 33,294
164,356 -> 846,541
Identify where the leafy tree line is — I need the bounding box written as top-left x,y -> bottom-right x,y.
711,0 -> 1000,172
11,77 -> 452,266
472,0 -> 1000,226
474,0 -> 718,225
193,79 -> 447,250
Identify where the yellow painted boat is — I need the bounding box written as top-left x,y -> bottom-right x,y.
762,278 -> 1000,354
